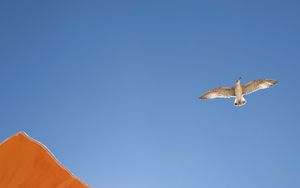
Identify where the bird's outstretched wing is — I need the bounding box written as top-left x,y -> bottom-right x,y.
242,79 -> 278,95
200,87 -> 235,99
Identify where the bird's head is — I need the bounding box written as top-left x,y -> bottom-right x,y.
236,77 -> 242,84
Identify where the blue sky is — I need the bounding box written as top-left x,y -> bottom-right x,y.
0,1 -> 300,187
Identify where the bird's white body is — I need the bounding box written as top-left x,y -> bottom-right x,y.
234,80 -> 246,106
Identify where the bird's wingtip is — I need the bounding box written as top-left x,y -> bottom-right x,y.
270,79 -> 279,85
199,95 -> 207,99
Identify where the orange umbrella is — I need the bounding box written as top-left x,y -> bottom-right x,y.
0,132 -> 88,188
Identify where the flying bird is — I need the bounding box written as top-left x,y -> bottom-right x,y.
199,78 -> 278,106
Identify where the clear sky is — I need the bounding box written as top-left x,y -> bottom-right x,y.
0,1 -> 299,188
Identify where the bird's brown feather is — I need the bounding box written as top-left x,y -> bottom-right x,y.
242,79 -> 278,95
200,87 -> 235,99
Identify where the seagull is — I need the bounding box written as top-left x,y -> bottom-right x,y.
199,77 -> 278,106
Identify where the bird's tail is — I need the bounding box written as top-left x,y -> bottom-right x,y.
234,97 -> 246,106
